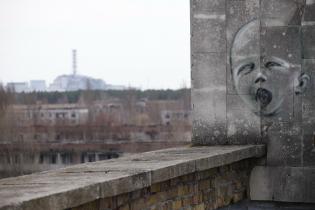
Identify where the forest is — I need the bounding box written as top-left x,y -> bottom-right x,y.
12,88 -> 191,104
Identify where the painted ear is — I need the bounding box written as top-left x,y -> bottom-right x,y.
295,73 -> 310,95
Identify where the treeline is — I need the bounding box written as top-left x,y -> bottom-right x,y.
13,88 -> 191,104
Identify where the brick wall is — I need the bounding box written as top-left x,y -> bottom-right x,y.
70,159 -> 256,210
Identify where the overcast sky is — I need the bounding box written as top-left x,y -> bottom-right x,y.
0,0 -> 190,90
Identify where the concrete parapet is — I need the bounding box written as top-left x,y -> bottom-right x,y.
0,145 -> 264,210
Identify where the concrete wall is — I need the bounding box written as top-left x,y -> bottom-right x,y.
191,0 -> 315,204
0,145 -> 265,210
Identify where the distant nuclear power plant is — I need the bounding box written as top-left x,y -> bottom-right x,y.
7,50 -> 125,93
48,49 -> 122,92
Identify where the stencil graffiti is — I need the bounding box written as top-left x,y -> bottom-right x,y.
230,19 -> 310,116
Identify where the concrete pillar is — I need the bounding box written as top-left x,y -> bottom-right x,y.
191,0 -> 228,144
57,153 -> 61,165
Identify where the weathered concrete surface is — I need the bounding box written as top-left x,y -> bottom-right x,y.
191,0 -> 315,204
191,0 -> 315,144
302,25 -> 315,59
218,200 -> 315,210
0,145 -> 265,210
303,0 -> 315,24
250,166 -> 315,203
191,0 -> 227,145
260,0 -> 305,26
227,95 -> 262,145
191,0 -> 226,53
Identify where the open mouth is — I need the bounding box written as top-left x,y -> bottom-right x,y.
255,88 -> 272,108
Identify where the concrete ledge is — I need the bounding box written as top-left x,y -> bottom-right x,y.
0,145 -> 265,210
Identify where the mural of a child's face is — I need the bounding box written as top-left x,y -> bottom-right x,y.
231,20 -> 309,116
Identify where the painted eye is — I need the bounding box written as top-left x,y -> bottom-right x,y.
237,63 -> 255,76
265,61 -> 282,69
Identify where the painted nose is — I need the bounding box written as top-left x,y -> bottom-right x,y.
255,72 -> 267,83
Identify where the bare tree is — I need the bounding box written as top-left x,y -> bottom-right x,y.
0,84 -> 16,143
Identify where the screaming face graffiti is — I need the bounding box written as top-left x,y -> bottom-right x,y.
231,20 -> 310,116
